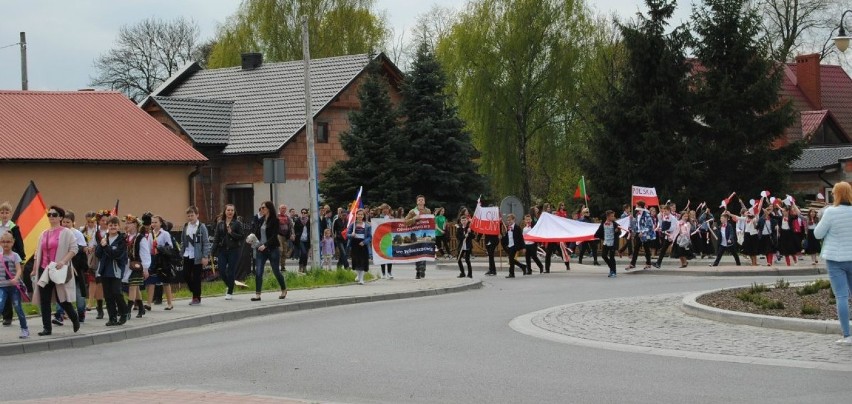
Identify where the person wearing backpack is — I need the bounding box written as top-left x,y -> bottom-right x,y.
181,206 -> 211,306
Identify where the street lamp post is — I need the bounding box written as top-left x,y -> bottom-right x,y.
833,10 -> 852,52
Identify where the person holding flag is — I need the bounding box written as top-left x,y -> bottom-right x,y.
628,201 -> 656,271
32,206 -> 81,335
472,197 -> 502,276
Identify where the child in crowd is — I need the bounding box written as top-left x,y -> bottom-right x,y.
321,228 -> 335,270
0,232 -> 28,338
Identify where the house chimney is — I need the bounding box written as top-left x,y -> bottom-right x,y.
241,53 -> 263,70
795,53 -> 821,110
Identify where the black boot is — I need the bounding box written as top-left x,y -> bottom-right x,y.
60,302 -> 80,332
96,299 -> 104,319
153,284 -> 163,304
135,299 -> 145,318
105,317 -> 119,326
118,314 -> 128,325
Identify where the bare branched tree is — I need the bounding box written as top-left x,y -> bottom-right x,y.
759,0 -> 836,61
90,17 -> 201,102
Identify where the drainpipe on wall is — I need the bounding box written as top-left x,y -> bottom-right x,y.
189,165 -> 201,208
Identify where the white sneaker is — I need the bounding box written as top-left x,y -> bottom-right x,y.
225,294 -> 232,300
836,336 -> 852,345
358,280 -> 365,285
388,274 -> 394,280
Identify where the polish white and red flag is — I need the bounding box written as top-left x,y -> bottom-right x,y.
471,196 -> 501,236
631,185 -> 659,207
720,192 -> 736,208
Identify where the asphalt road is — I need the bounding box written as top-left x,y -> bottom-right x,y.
2,269 -> 850,403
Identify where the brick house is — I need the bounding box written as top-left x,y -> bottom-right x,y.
141,53 -> 403,221
0,90 -> 207,223
784,54 -> 852,200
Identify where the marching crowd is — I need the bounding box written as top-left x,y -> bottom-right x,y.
2,185 -> 852,344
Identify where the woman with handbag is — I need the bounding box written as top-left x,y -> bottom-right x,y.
251,201 -> 286,301
213,204 -> 244,300
31,206 -> 81,336
123,215 -> 150,318
147,215 -> 175,310
96,216 -> 129,326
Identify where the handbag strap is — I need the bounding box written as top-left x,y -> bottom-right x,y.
2,258 -> 14,281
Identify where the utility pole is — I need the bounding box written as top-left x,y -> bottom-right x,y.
302,16 -> 321,269
20,32 -> 27,90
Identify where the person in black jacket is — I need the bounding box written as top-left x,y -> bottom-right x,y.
251,201 -> 286,301
456,215 -> 474,278
711,213 -> 741,266
756,207 -> 779,266
501,213 -> 527,278
332,208 -> 349,270
595,210 -> 618,277
292,208 -> 312,273
213,204 -> 245,300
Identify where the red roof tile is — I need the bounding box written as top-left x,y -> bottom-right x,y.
0,91 -> 207,163
800,110 -> 829,138
784,64 -> 852,142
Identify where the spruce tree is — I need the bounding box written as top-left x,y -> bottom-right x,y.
691,0 -> 800,200
398,41 -> 487,215
320,62 -> 410,209
581,0 -> 696,211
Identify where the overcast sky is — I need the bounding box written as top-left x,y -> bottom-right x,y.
0,0 -> 694,91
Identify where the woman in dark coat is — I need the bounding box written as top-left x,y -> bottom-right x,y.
251,201 -> 286,301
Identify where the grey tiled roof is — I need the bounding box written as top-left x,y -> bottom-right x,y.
159,53 -> 372,154
791,146 -> 852,172
152,96 -> 233,144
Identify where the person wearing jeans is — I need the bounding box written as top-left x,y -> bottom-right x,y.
181,206 -> 211,306
595,210 -> 618,277
252,201 -> 287,301
814,181 -> 852,345
213,204 -> 244,300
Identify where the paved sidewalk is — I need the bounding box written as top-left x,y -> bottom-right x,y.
511,293 -> 852,372
0,265 -> 480,356
436,254 -> 826,276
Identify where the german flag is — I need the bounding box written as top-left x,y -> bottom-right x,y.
11,181 -> 49,262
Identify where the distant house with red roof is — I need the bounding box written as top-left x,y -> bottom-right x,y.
0,90 -> 207,222
140,53 -> 402,221
784,54 -> 852,200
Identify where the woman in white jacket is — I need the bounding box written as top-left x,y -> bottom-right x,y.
814,181 -> 852,345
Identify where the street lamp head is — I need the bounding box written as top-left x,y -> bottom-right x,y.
836,35 -> 851,53
835,10 -> 852,53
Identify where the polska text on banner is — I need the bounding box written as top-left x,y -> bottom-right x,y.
471,205 -> 501,236
631,185 -> 660,207
370,215 -> 436,265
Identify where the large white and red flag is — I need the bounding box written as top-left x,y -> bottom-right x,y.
631,185 -> 659,207
471,197 -> 501,235
341,186 -> 363,240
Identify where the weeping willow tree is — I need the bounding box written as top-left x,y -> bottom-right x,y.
208,0 -> 389,68
436,0 -> 599,206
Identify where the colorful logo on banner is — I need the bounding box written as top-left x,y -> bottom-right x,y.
370,216 -> 436,265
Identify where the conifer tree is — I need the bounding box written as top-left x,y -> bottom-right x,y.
398,41 -> 487,215
691,0 -> 800,200
320,62 -> 409,209
581,0 -> 695,211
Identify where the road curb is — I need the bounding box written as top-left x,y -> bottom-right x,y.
680,286 -> 839,335
632,267 -> 827,277
0,280 -> 482,357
